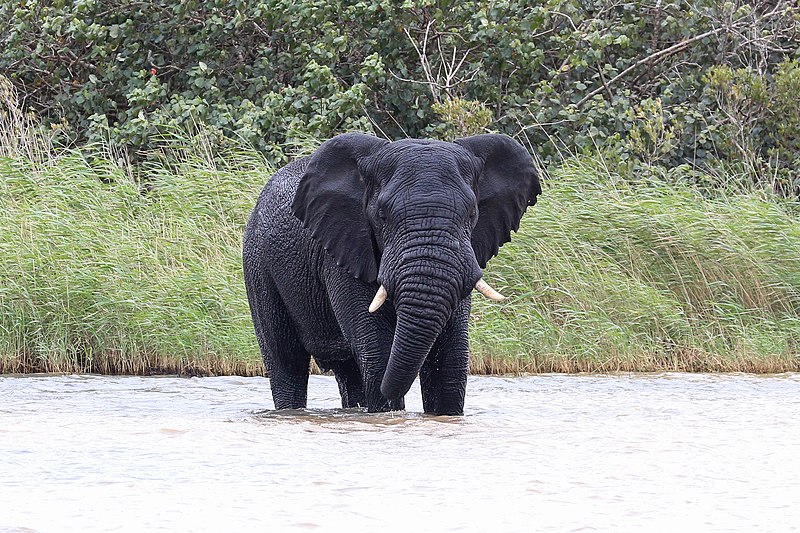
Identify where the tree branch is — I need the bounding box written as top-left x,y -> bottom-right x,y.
576,4 -> 791,108
577,26 -> 728,107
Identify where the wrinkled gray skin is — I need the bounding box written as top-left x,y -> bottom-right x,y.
243,133 -> 540,415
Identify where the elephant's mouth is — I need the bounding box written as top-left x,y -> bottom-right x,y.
367,278 -> 504,313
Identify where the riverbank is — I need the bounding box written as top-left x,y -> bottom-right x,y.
1,144 -> 798,375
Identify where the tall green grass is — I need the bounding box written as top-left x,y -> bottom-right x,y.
472,158 -> 800,373
0,143 -> 267,374
1,137 -> 798,374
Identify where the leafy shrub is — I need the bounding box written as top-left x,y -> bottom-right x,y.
1,0 -> 798,178
704,60 -> 800,195
431,98 -> 493,138
625,98 -> 680,167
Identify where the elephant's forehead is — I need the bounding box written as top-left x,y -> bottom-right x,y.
376,140 -> 476,180
391,138 -> 452,149
377,155 -> 477,208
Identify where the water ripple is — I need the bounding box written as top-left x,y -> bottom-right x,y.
1,373 -> 798,532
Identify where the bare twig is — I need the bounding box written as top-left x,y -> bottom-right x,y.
596,63 -> 614,101
648,0 -> 663,83
402,19 -> 478,104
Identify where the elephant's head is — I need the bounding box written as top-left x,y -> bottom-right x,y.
292,133 -> 540,401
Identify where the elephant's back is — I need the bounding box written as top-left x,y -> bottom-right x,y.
244,156 -> 312,260
256,156 -> 311,215
244,156 -> 351,357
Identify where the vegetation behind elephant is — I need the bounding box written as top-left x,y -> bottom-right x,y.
243,133 -> 540,414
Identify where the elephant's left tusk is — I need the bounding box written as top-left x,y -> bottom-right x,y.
369,285 -> 388,313
475,279 -> 506,302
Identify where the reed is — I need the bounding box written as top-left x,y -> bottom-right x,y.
470,157 -> 800,373
0,137 -> 268,375
1,127 -> 798,375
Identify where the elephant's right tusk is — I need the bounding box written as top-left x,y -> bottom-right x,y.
475,278 -> 506,302
368,285 -> 388,313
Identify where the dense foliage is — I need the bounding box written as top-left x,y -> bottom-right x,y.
2,1 -> 799,189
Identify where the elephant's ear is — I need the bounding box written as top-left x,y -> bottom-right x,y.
292,133 -> 388,282
455,134 -> 541,268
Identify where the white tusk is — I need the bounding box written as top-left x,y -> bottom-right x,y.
475,279 -> 506,302
369,285 -> 388,313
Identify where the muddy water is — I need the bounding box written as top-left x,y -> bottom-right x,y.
1,373 -> 799,532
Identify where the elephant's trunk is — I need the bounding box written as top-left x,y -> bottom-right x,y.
379,269 -> 457,401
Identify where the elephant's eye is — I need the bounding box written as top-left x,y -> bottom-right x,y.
376,207 -> 387,222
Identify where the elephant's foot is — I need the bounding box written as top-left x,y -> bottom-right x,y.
420,369 -> 467,416
269,371 -> 310,410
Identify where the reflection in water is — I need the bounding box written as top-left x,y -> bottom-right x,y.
253,407 -> 461,427
1,373 -> 799,532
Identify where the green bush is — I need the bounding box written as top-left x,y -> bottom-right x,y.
1,0 -> 798,178
704,60 -> 800,195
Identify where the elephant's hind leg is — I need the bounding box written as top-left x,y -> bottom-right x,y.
327,358 -> 366,408
244,266 -> 310,410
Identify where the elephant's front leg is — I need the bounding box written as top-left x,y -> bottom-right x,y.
326,272 -> 404,413
359,347 -> 405,412
351,318 -> 404,412
420,298 -> 471,415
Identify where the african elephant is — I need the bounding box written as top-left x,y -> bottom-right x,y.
243,133 -> 540,415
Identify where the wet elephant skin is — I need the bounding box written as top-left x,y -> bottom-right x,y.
243,133 -> 540,414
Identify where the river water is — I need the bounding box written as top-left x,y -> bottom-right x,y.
1,373 -> 798,532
